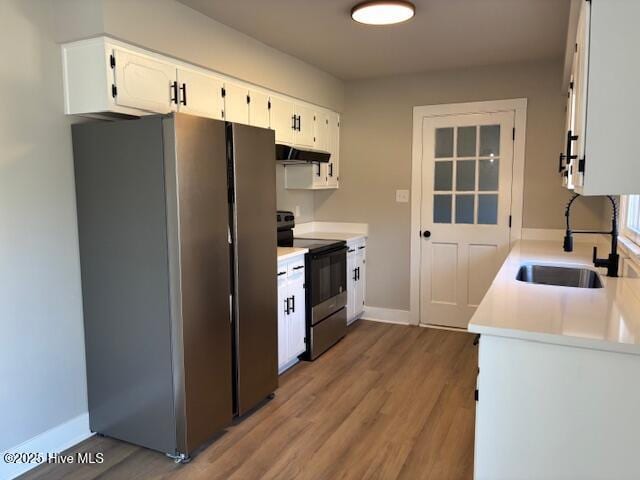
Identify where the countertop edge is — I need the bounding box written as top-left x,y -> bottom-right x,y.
468,323 -> 640,356
277,248 -> 308,262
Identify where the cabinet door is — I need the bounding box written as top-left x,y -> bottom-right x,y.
312,163 -> 328,188
176,68 -> 224,120
277,266 -> 289,371
572,0 -> 590,188
287,261 -> 306,357
294,104 -> 315,148
314,111 -> 330,151
113,48 -> 176,113
346,247 -> 357,323
355,243 -> 366,317
270,97 -> 295,144
223,83 -> 249,124
327,112 -> 340,188
248,89 -> 270,129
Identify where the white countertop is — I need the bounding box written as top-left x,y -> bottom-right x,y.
277,247 -> 308,262
468,240 -> 640,355
295,231 -> 367,243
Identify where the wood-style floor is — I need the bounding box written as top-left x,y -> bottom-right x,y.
20,321 -> 477,480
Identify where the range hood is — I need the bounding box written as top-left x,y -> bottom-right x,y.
276,144 -> 331,164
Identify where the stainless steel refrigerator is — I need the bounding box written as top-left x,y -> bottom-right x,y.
72,113 -> 278,462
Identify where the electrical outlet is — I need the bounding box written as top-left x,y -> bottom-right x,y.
396,190 -> 410,203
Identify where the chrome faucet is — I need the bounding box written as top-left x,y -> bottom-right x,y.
563,193 -> 619,277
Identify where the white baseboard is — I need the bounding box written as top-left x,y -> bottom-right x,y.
1,413 -> 92,479
294,221 -> 368,235
361,306 -> 411,325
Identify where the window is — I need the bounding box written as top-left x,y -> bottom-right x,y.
622,195 -> 640,245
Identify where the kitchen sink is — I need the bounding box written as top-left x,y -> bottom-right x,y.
516,264 -> 603,289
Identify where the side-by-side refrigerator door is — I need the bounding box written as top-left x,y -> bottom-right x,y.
164,113 -> 233,455
229,123 -> 279,416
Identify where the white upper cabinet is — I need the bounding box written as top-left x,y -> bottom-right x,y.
269,96 -> 295,145
176,68 -> 223,120
563,0 -> 640,195
61,37 -> 340,183
248,89 -> 270,129
294,104 -> 315,148
327,112 -> 340,188
112,48 -> 176,114
314,111 -> 330,151
223,82 -> 249,124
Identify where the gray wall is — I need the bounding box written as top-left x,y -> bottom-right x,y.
0,0 -> 87,452
1,0 -> 343,452
314,59 -> 607,311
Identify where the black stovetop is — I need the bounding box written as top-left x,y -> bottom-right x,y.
291,238 -> 346,253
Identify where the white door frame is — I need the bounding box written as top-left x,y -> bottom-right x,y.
409,99 -> 527,326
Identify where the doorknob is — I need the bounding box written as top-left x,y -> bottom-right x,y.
423,230 -> 431,239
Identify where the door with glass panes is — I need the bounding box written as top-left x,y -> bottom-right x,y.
420,112 -> 514,328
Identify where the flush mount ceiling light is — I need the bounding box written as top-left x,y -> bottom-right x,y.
351,1 -> 415,25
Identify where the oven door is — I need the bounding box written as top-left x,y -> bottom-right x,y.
309,246 -> 347,325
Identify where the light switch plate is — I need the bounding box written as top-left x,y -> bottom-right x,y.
396,189 -> 410,203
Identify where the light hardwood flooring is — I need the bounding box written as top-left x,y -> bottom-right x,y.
20,320 -> 477,480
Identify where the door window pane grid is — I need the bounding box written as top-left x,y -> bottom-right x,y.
433,124 -> 500,225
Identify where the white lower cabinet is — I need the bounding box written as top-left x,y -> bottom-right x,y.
475,334 -> 640,479
347,239 -> 366,324
277,255 -> 306,373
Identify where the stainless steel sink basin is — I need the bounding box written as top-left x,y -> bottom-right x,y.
516,264 -> 603,288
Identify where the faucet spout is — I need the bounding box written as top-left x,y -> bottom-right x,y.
562,193 -> 619,277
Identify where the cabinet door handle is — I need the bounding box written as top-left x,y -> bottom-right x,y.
180,83 -> 187,106
293,265 -> 304,270
329,163 -> 333,177
284,298 -> 290,315
355,267 -> 360,281
290,295 -> 295,313
278,271 -> 286,276
292,115 -> 296,130
348,248 -> 355,253
358,246 -> 366,250
170,81 -> 178,104
565,129 -> 578,161
296,115 -> 301,131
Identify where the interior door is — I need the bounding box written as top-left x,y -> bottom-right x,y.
223,83 -> 249,124
269,97 -> 294,144
176,68 -> 224,120
113,49 -> 175,113
420,112 -> 514,328
249,90 -> 270,129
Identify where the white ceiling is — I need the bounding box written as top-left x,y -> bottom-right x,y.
177,0 -> 571,80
